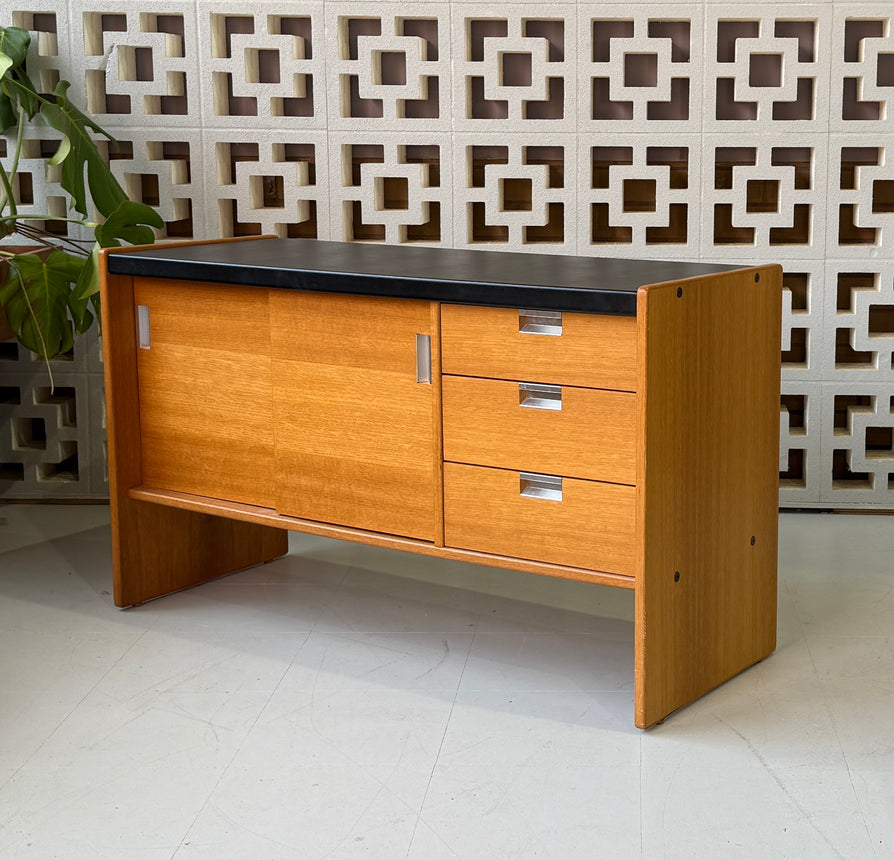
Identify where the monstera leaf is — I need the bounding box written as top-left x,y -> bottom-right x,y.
0,26 -> 36,130
40,82 -> 125,218
94,198 -> 164,248
70,200 -> 164,305
0,25 -> 163,364
0,251 -> 85,357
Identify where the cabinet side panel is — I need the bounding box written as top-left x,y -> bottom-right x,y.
635,266 -> 781,728
100,257 -> 286,607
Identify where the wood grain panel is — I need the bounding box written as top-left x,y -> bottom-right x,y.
443,463 -> 636,575
429,303 -> 445,547
634,265 -> 782,728
133,279 -> 275,507
441,304 -> 637,390
442,375 -> 636,484
271,291 -> 438,541
100,247 -> 286,608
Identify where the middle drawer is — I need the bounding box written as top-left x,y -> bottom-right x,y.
442,375 -> 637,485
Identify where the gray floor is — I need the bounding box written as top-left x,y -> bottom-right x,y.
0,504 -> 892,859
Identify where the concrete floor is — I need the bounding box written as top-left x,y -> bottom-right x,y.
0,504 -> 892,858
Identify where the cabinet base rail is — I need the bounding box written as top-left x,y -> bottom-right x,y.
127,486 -> 636,591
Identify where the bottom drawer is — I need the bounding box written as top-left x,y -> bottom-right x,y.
443,463 -> 636,576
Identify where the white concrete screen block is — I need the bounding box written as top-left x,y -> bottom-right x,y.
581,4 -> 703,131
832,5 -> 894,130
705,5 -> 832,132
578,134 -> 701,259
2,0 -> 894,507
332,133 -> 451,245
205,130 -> 329,240
202,2 -> 326,128
453,134 -> 573,252
453,4 -> 576,131
819,383 -> 894,506
702,136 -> 827,261
327,5 -> 451,130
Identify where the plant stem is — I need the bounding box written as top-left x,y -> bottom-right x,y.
0,99 -> 25,218
0,161 -> 16,225
12,222 -> 92,256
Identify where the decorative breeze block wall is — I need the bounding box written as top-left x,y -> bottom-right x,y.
2,0 -> 894,508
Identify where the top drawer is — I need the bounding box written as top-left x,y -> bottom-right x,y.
441,305 -> 637,391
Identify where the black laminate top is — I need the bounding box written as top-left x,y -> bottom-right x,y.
107,238 -> 750,316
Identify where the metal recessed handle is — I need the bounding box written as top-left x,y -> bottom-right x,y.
136,305 -> 151,349
416,334 -> 431,384
519,383 -> 562,410
519,309 -> 562,336
520,472 -> 563,501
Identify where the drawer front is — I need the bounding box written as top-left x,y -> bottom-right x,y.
441,304 -> 637,391
442,376 -> 636,485
443,463 -> 636,576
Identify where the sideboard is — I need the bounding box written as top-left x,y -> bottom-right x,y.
100,236 -> 782,729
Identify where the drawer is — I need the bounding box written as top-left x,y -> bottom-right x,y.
443,463 -> 636,576
442,376 -> 636,485
441,304 -> 637,391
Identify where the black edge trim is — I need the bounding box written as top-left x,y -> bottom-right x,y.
107,255 -> 639,316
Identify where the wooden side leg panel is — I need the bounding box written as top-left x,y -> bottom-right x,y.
634,266 -> 782,729
113,500 -> 288,607
100,254 -> 288,608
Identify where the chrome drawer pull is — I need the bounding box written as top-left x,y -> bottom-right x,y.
520,472 -> 563,502
415,334 -> 432,384
519,383 -> 562,411
136,305 -> 151,349
519,309 -> 562,336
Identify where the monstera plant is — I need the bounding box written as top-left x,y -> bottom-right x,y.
0,24 -> 162,364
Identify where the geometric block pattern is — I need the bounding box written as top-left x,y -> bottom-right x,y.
73,2 -> 201,127
4,128 -> 72,239
327,4 -> 450,130
779,381 -> 822,503
202,1 -> 326,127
705,6 -> 830,132
580,135 -> 700,257
582,5 -> 703,131
454,4 -> 576,131
1,0 -> 893,507
107,130 -> 202,238
823,262 -> 894,381
205,131 -> 329,240
334,135 -> 449,244
819,383 -> 894,506
831,6 -> 894,130
829,140 -> 894,257
0,328 -> 106,498
704,138 -> 825,260
7,6 -> 62,94
454,136 -> 572,250
780,263 -> 824,380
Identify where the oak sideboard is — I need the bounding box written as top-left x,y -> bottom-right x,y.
101,236 -> 782,728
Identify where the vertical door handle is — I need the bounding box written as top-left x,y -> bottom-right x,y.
136,305 -> 151,349
416,334 -> 431,384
